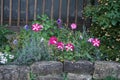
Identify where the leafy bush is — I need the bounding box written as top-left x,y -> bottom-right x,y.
0,25 -> 16,64
84,0 -> 120,61
48,26 -> 101,61
33,15 -> 102,61
0,25 -> 14,52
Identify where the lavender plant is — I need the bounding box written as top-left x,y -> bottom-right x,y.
13,27 -> 51,65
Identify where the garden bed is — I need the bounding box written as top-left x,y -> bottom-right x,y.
0,1 -> 120,79
0,61 -> 120,80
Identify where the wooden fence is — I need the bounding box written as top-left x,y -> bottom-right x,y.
0,0 -> 92,31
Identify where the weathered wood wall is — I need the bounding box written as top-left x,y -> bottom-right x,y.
0,0 -> 93,31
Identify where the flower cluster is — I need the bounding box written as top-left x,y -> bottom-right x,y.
48,36 -> 74,51
0,52 -> 14,64
88,38 -> 100,47
14,16 -> 101,63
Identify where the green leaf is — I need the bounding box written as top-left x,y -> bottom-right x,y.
111,20 -> 117,26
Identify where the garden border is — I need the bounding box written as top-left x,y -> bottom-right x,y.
0,61 -> 120,80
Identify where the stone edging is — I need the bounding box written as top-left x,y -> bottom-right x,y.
0,61 -> 120,80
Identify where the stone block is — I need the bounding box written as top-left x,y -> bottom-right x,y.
64,61 -> 94,75
36,74 -> 64,80
93,61 -> 120,79
67,73 -> 92,80
18,66 -> 30,80
31,61 -> 63,75
0,65 -> 30,80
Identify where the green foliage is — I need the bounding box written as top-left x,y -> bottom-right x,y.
33,15 -> 102,62
103,76 -> 119,80
10,14 -> 102,65
62,73 -> 68,80
29,71 -> 37,80
0,25 -> 13,52
13,30 -> 51,65
33,14 -> 57,40
47,26 -> 101,62
84,0 -> 120,61
74,27 -> 101,61
84,0 -> 120,28
0,25 -> 15,64
93,76 -> 119,80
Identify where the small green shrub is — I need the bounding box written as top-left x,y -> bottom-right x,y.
0,25 -> 13,52
13,29 -> 51,65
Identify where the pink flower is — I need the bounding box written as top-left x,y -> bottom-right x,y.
71,23 -> 77,30
65,43 -> 74,51
32,23 -> 43,32
92,38 -> 100,47
48,36 -> 58,45
56,42 -> 64,51
88,38 -> 94,43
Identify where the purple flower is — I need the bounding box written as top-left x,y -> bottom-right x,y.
57,19 -> 63,28
24,25 -> 29,30
57,19 -> 62,24
13,39 -> 18,45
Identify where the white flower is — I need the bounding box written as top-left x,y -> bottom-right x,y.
40,37 -> 44,42
0,55 -> 6,59
80,35 -> 83,39
9,55 -> 14,59
4,53 -> 8,56
0,52 -> 4,56
0,57 -> 7,64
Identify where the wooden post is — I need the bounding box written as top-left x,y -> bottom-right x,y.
26,0 -> 28,24
1,0 -> 3,25
17,0 -> 20,27
42,0 -> 45,14
75,0 -> 78,24
9,0 -> 12,26
51,0 -> 54,20
66,0 -> 70,27
59,0 -> 62,19
34,0 -> 37,20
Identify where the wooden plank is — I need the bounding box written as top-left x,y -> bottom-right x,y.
17,0 -> 20,27
59,0 -> 62,19
26,0 -> 28,24
66,0 -> 70,27
51,0 -> 54,20
42,0 -> 45,14
34,0 -> 37,20
1,0 -> 3,25
75,0 -> 78,23
9,0 -> 12,26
